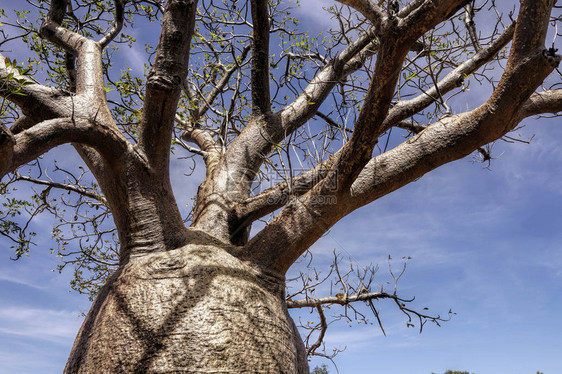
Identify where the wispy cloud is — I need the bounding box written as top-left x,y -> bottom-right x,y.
124,43 -> 149,75
292,0 -> 338,29
0,306 -> 82,344
0,272 -> 48,291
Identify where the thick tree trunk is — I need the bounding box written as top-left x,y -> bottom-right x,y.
64,236 -> 308,373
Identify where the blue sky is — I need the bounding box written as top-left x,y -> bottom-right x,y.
1,1 -> 562,373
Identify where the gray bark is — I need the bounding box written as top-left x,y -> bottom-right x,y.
65,235 -> 308,373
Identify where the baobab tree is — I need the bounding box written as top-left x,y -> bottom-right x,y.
1,0 -> 561,372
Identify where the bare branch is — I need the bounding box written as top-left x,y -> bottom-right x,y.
39,0 -> 88,54
397,0 -> 425,18
351,41 -> 559,215
307,305 -> 327,357
521,89 -> 562,117
3,118 -> 130,178
179,120 -> 221,175
194,45 -> 251,121
287,290 -> 397,308
335,0 -> 386,28
38,0 -> 114,100
234,154 -> 337,223
216,28 -> 380,208
280,28 -> 379,132
173,137 -> 207,158
323,0 -> 471,189
384,21 -> 516,129
138,0 -> 198,173
249,0 -> 271,115
0,54 -> 73,123
244,0 -> 558,275
14,172 -> 108,205
99,0 -> 126,48
464,2 -> 482,52
315,111 -> 353,134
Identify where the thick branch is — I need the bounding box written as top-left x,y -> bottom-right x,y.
243,0 -> 556,275
335,0 -> 386,28
138,0 -> 198,173
397,0 -> 425,18
400,0 -> 468,39
522,89 -> 562,117
351,0 -> 559,210
180,123 -> 221,175
249,0 -> 271,115
326,0 -> 470,189
2,118 -> 130,178
230,0 -> 468,181
39,1 -> 113,101
39,0 -> 88,54
0,54 -> 73,124
280,27 -> 378,133
219,27 -> 379,192
191,26 -> 381,236
10,116 -> 35,134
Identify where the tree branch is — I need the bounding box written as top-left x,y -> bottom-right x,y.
2,117 -> 130,178
191,45 -> 251,122
280,27 -> 379,133
218,27 -> 379,200
521,89 -> 562,117
233,154 -> 337,223
99,0 -> 126,48
138,0 -> 198,173
287,290 -> 397,309
400,0 -> 468,38
227,0 -> 468,190
315,111 -> 353,133
306,305 -> 327,357
0,54 -> 73,124
39,0 -> 88,54
335,0 -> 386,29
10,116 -> 35,134
243,0 -> 557,275
324,0 -> 470,189
397,0 -> 426,18
351,1 -> 560,211
179,120 -> 221,175
39,0 -> 114,102
384,21 -> 515,129
249,0 -> 271,115
14,172 -> 108,205
464,3 -> 482,52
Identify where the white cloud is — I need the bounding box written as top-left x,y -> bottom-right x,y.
292,0 -> 338,29
0,307 -> 83,344
124,42 -> 149,75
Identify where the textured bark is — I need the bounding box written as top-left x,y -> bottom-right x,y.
65,234 -> 308,373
